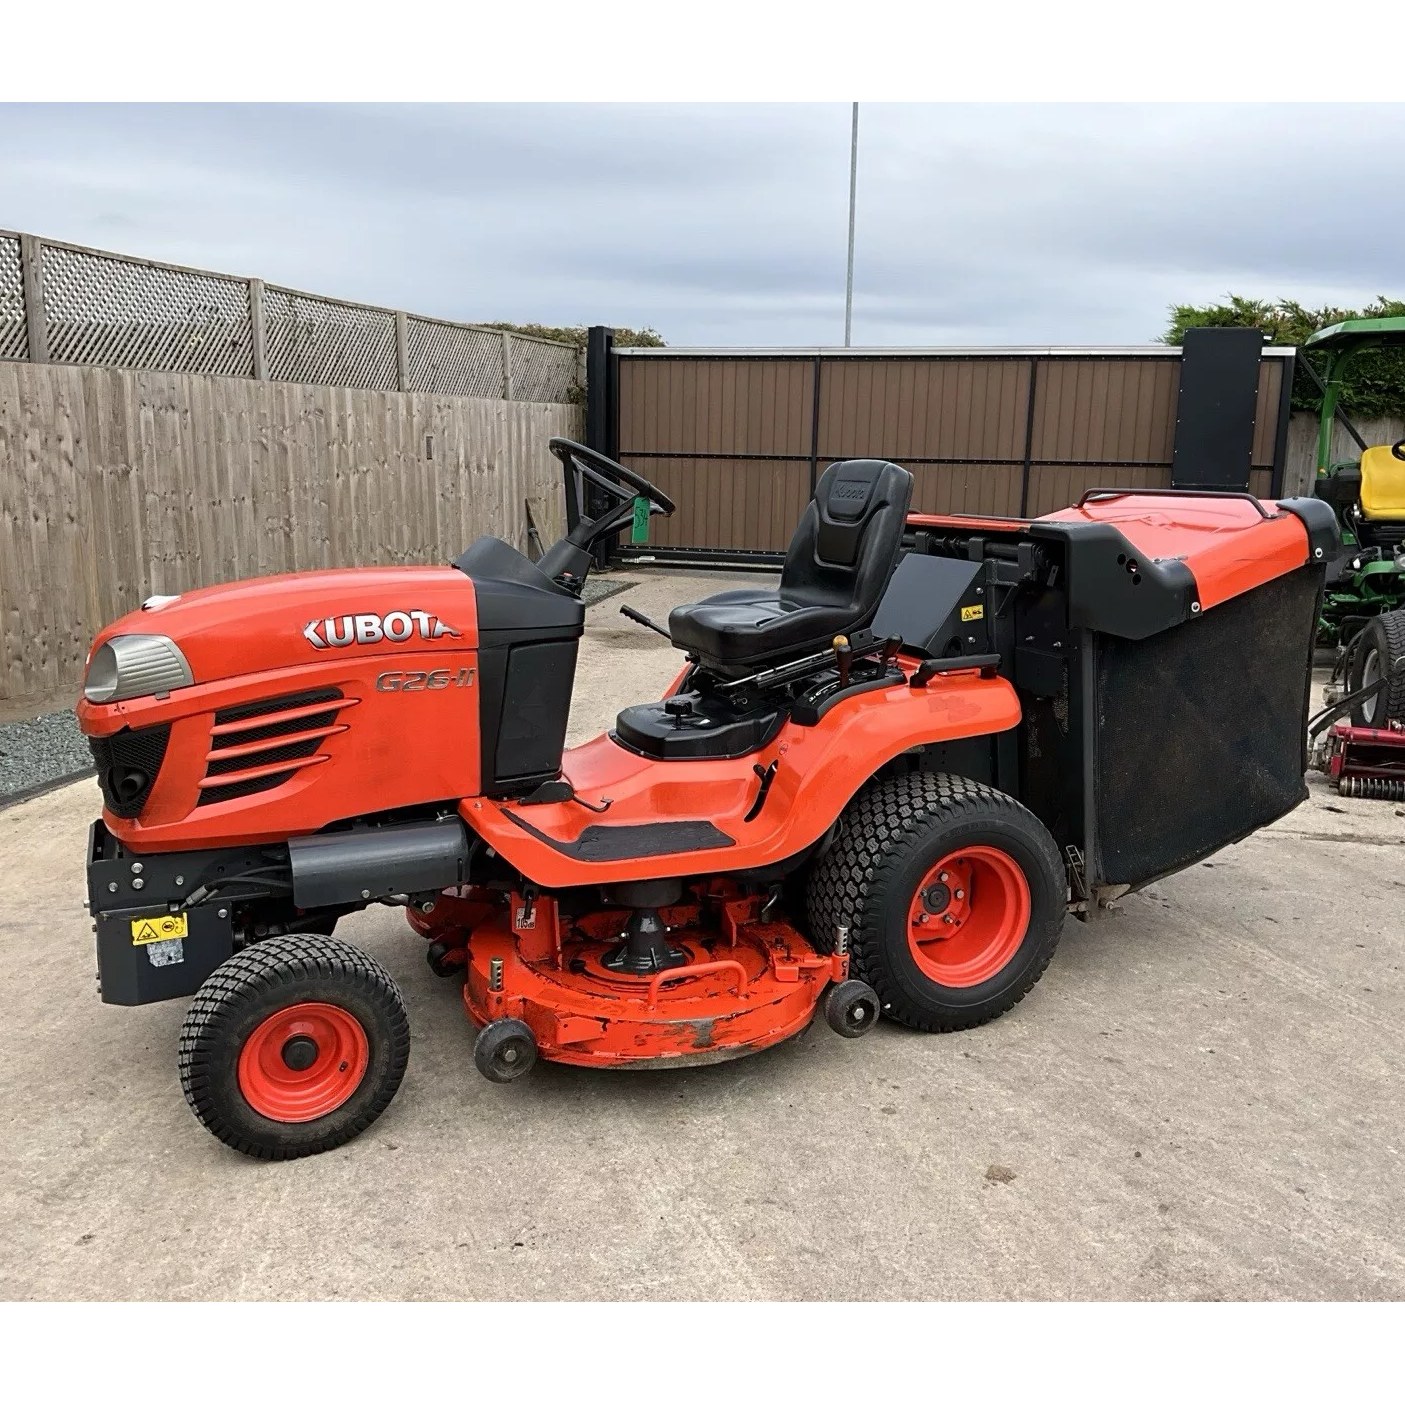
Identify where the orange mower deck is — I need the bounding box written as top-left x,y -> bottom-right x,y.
414,890 -> 846,1069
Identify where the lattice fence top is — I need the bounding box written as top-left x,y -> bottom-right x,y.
0,236 -> 25,361
0,231 -> 579,401
41,242 -> 254,376
512,335 -> 578,405
406,317 -> 505,399
262,287 -> 398,391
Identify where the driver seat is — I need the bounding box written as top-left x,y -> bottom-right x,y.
668,459 -> 914,675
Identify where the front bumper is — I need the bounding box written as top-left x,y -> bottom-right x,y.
87,819 -> 234,1005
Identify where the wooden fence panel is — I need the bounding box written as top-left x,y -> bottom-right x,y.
0,361 -> 579,717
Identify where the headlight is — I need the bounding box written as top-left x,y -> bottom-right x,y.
84,635 -> 194,704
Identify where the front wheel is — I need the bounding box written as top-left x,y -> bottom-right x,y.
178,934 -> 410,1160
807,773 -> 1066,1032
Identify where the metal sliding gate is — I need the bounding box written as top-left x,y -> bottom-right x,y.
587,335 -> 1295,564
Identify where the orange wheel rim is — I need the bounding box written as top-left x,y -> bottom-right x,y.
906,845 -> 1031,988
237,1002 -> 369,1123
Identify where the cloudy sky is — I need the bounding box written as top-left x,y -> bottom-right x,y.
2,103 -> 1402,347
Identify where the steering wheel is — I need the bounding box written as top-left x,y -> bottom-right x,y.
549,438 -> 676,521
1392,440 -> 1405,462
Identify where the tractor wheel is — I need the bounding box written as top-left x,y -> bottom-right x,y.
1349,611 -> 1405,727
178,934 -> 410,1161
806,772 -> 1066,1032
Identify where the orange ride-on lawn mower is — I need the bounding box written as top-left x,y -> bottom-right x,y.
78,440 -> 1339,1159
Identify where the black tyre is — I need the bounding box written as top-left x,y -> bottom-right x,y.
1349,611 -> 1405,727
178,934 -> 410,1161
474,1018 -> 537,1083
807,772 -> 1066,1032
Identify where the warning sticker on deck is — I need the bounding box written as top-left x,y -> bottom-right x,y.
131,913 -> 188,945
961,604 -> 985,622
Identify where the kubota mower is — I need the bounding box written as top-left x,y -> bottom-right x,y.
78,441 -> 1338,1159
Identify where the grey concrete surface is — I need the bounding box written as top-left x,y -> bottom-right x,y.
1,567 -> 1402,1301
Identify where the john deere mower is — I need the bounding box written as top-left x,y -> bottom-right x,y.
79,441 -> 1337,1159
1304,317 -> 1405,650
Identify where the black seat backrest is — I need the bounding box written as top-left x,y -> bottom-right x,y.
780,458 -> 914,616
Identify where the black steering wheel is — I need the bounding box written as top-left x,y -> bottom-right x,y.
1392,439 -> 1405,462
549,438 -> 676,521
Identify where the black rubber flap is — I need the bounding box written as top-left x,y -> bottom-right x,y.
506,810 -> 735,861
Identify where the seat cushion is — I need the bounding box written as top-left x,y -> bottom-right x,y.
1360,444 -> 1405,521
668,588 -> 856,668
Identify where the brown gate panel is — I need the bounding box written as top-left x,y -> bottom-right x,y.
618,357 -> 815,553
628,457 -> 811,553
618,357 -> 813,457
816,358 -> 1029,517
612,345 -> 1295,560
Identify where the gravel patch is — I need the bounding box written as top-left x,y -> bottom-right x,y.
0,709 -> 93,801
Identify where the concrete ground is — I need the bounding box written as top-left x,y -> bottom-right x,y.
1,567 -> 1402,1301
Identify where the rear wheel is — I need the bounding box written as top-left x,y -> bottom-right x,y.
1349,611 -> 1405,727
178,934 -> 410,1160
807,772 -> 1066,1032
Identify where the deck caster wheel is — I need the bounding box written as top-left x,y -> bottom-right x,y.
824,979 -> 880,1038
425,940 -> 465,978
474,1018 -> 537,1083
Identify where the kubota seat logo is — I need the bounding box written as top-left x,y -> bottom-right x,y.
303,611 -> 461,649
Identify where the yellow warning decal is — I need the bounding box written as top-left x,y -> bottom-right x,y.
131,913 -> 188,945
961,604 -> 985,622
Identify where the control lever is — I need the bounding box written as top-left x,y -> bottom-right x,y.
832,635 -> 853,689
620,604 -> 672,640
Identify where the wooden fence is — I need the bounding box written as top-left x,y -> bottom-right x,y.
0,361 -> 581,719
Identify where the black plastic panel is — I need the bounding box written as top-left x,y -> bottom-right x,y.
499,640 -> 579,779
1091,564 -> 1321,887
614,693 -> 784,760
1171,327 -> 1264,490
1029,520 -> 1198,640
870,553 -> 986,657
1276,495 -> 1342,564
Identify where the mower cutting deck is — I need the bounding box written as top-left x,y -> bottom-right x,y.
77,441 -> 1338,1159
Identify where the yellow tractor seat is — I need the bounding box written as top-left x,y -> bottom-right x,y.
1359,444 -> 1405,521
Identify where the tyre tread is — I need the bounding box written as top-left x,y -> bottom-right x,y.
806,771 -> 1064,1033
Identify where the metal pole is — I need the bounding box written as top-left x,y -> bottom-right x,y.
844,102 -> 859,348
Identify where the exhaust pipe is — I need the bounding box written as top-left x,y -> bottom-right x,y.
288,818 -> 472,908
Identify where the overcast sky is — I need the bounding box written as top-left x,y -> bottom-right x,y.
3,103 -> 1402,347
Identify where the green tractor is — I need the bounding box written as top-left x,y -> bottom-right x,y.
1305,317 -> 1405,725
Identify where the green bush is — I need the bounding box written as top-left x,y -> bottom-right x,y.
1162,296 -> 1405,419
482,322 -> 665,350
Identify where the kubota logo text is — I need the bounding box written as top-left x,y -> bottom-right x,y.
302,611 -> 461,649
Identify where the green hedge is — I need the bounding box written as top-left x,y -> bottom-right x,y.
483,322 -> 665,350
1162,296 -> 1405,419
